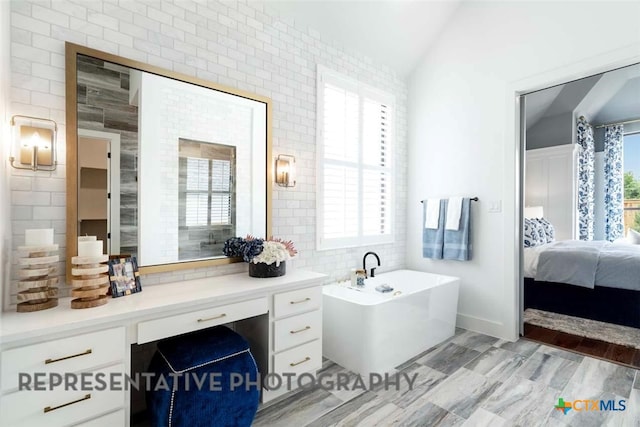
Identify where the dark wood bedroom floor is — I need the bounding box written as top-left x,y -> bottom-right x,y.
523,323 -> 640,369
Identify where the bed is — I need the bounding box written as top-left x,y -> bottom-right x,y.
523,240 -> 640,328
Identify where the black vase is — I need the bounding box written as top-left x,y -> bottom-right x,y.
249,261 -> 286,278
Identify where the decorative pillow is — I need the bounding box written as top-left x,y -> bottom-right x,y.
629,229 -> 640,245
524,218 -> 546,247
537,218 -> 555,243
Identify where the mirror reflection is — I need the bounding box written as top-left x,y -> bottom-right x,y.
75,53 -> 267,267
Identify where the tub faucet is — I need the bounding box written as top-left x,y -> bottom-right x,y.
363,251 -> 381,278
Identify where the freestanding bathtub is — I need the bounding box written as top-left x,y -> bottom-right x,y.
322,269 -> 459,376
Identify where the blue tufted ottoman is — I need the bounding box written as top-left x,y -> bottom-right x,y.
146,326 -> 260,427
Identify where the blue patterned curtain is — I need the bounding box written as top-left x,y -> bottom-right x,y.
604,124 -> 624,241
576,117 -> 595,240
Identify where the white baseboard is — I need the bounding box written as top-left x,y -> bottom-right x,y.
456,313 -> 515,341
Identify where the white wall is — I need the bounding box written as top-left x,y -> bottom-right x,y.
407,1 -> 640,340
6,0 -> 408,308
1,0 -> 11,311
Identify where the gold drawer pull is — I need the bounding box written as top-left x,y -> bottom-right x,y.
197,313 -> 226,323
45,349 -> 92,364
290,326 -> 311,334
290,357 -> 311,367
44,394 -> 91,413
290,297 -> 310,305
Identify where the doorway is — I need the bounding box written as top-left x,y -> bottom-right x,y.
77,129 -> 121,255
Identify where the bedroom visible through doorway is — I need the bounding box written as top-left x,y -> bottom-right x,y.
520,61 -> 640,366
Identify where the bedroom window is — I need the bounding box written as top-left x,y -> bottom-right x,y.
316,66 -> 395,250
623,133 -> 640,233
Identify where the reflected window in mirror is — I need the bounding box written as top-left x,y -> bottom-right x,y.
178,139 -> 236,260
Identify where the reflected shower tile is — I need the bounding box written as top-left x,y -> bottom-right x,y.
426,368 -> 501,419
417,343 -> 481,375
569,357 -> 635,398
515,352 -> 580,390
464,347 -> 526,383
482,375 -> 558,427
461,408 -> 508,427
450,331 -> 499,352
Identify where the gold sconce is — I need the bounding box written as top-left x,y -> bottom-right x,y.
275,154 -> 296,187
10,115 -> 57,171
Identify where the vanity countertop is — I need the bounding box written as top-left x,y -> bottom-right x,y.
0,269 -> 327,344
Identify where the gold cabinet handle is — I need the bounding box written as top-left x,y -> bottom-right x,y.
290,297 -> 310,305
290,326 -> 311,334
44,394 -> 91,413
290,357 -> 311,367
45,349 -> 92,364
197,313 -> 226,323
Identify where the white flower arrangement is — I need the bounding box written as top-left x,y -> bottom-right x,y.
251,241 -> 291,266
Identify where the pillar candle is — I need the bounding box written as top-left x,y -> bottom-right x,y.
25,229 -> 54,246
78,240 -> 103,257
78,235 -> 97,243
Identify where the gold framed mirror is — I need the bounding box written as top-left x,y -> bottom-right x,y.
65,42 -> 272,282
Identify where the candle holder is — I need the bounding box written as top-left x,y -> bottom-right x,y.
16,244 -> 59,312
71,255 -> 110,309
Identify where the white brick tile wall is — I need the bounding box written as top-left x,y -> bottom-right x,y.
6,0 -> 408,311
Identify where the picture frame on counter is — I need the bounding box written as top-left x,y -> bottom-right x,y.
107,257 -> 142,298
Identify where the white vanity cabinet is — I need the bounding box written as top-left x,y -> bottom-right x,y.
260,286 -> 323,401
0,327 -> 126,426
0,270 -> 326,426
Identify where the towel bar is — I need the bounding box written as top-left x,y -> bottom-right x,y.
420,197 -> 478,203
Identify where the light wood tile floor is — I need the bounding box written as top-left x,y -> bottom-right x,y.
254,329 -> 640,427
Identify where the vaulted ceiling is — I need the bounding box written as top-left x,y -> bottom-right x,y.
526,62 -> 640,129
267,0 -> 463,77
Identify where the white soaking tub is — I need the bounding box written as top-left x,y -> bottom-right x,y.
322,269 -> 460,376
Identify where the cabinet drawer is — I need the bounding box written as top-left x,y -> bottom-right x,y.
72,409 -> 125,426
1,327 -> 125,392
273,286 -> 321,319
137,297 -> 268,344
0,363 -> 125,427
274,310 -> 322,352
273,339 -> 322,378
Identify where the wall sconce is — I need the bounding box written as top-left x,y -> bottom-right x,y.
9,115 -> 57,171
275,154 -> 296,187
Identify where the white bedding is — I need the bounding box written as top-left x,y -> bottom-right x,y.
523,244 -> 549,278
524,240 -> 640,291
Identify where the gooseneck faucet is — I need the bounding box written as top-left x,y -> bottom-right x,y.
363,251 -> 381,278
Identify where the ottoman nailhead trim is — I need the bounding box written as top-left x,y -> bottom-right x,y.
169,391 -> 176,427
158,348 -> 251,374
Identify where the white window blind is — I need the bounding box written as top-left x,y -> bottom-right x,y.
317,67 -> 394,249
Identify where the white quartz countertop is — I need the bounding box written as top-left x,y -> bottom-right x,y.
1,269 -> 327,344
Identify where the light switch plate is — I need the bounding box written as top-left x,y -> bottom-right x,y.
488,200 -> 502,213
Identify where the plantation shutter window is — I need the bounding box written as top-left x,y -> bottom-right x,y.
317,67 -> 395,249
180,140 -> 235,228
